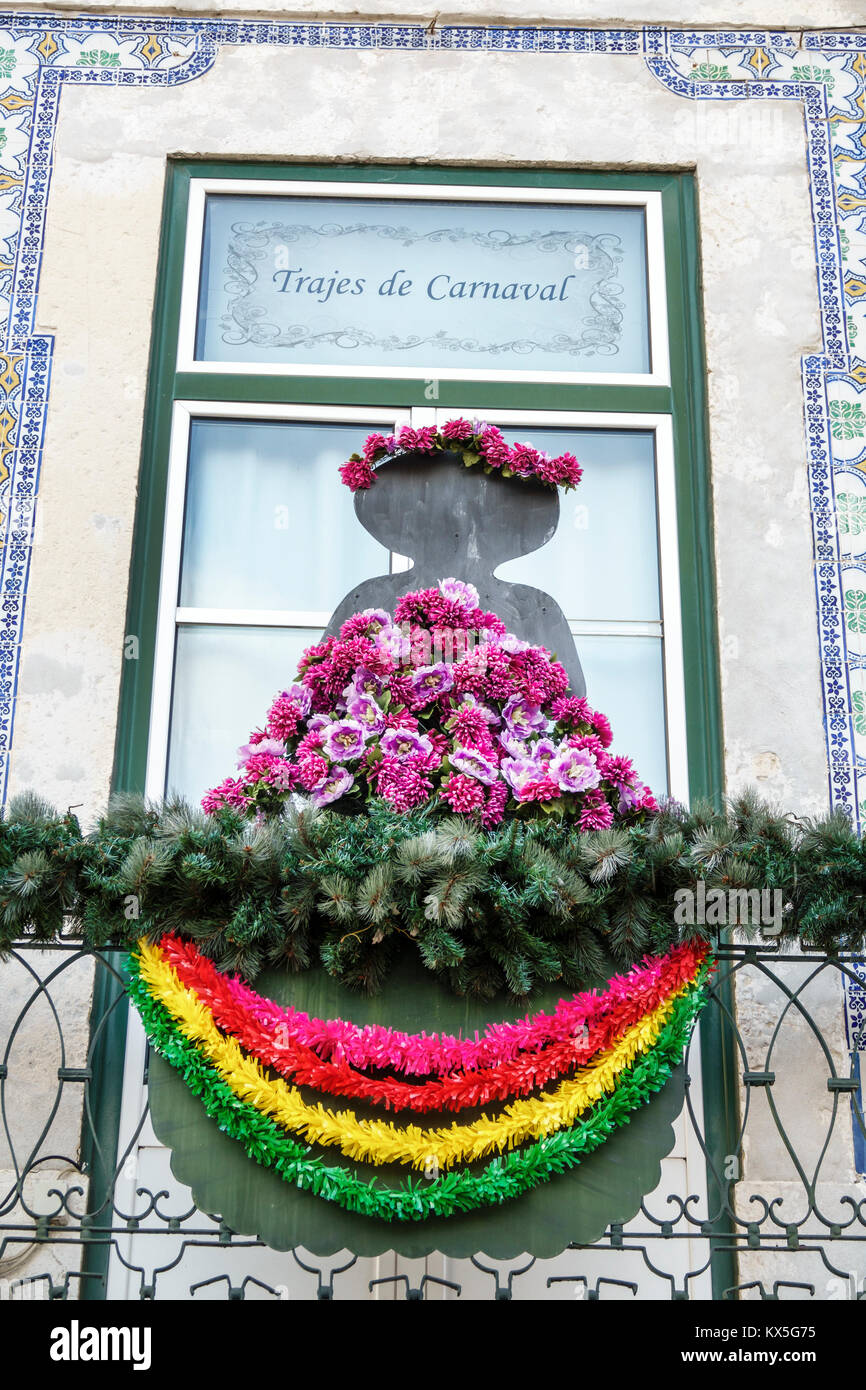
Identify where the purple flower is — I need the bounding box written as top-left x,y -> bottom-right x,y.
308,713 -> 333,732
449,748 -> 501,785
496,634 -> 532,655
530,738 -> 558,766
373,623 -> 411,662
347,693 -> 386,736
617,783 -> 643,813
549,746 -> 602,793
380,727 -> 433,760
439,577 -> 480,610
285,685 -> 311,716
236,737 -> 285,767
360,608 -> 391,633
322,719 -> 368,761
410,663 -> 453,701
500,756 -> 539,794
344,668 -> 387,701
502,694 -> 548,738
498,733 -> 531,759
311,765 -> 355,807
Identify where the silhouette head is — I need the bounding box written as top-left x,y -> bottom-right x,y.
353,451 -> 559,569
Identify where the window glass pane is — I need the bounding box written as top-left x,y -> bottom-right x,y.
166,625 -> 320,801
495,429 -> 660,621
196,193 -> 650,375
579,635 -> 667,795
179,419 -> 389,611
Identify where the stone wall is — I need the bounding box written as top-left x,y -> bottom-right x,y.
1,12 -> 861,1299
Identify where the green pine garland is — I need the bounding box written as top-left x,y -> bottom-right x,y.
1,787 -> 865,997
126,949 -> 711,1222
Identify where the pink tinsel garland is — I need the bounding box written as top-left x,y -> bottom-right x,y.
159,934 -> 708,1082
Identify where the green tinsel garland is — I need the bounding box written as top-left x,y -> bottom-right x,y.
126,951 -> 712,1222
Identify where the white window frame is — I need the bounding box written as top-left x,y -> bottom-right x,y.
146,401 -> 686,804
144,400 -> 411,801
176,178 -> 670,389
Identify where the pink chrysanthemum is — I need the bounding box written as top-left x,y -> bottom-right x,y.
338,455 -> 376,491
518,777 -> 561,804
481,780 -> 508,828
478,426 -> 510,471
440,773 -> 486,814
362,433 -> 389,463
374,755 -> 432,811
440,417 -> 474,442
201,777 -> 249,813
591,712 -> 614,749
396,425 -> 437,453
295,751 -> 328,791
550,695 -> 592,728
579,789 -> 614,831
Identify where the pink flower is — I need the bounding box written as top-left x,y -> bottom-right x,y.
362,433 -> 389,463
296,751 -> 329,791
579,789 -> 614,831
375,756 -> 432,811
552,452 -> 583,489
440,417 -> 474,442
396,425 -> 437,453
510,443 -> 542,478
201,777 -> 249,814
339,609 -> 391,640
500,756 -> 539,796
267,686 -> 311,740
339,455 -> 376,491
591,712 -> 614,749
237,737 -> 285,767
481,780 -> 508,828
478,426 -> 510,471
441,773 -> 486,814
439,577 -> 480,612
551,696 -> 592,728
524,778 -> 562,803
449,695 -> 499,749
605,755 -> 636,789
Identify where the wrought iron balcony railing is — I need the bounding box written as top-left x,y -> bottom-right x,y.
0,941 -> 864,1300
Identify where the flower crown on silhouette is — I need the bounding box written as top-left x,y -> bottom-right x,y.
338,419 -> 583,493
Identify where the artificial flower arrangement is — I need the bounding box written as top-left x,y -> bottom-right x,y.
202,578 -> 656,831
338,418 -> 584,492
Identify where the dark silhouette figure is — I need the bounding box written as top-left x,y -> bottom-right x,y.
325,451 -> 585,696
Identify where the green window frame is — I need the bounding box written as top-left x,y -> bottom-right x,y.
81,160 -> 735,1300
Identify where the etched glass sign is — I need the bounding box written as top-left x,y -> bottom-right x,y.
194,194 -> 651,374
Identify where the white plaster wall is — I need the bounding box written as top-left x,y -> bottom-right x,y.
8,44 -> 827,820
0,3 -> 862,30
1,36 -> 850,1298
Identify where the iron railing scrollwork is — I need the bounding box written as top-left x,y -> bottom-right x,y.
1,941 -> 864,1301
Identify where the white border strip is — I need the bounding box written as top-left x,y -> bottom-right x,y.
176,178 -> 670,387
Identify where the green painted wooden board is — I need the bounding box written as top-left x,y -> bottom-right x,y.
148,953 -> 685,1259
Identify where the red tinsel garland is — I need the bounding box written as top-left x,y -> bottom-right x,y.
161,934 -> 708,1114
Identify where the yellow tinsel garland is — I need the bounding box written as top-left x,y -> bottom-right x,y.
137,939 -> 689,1171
